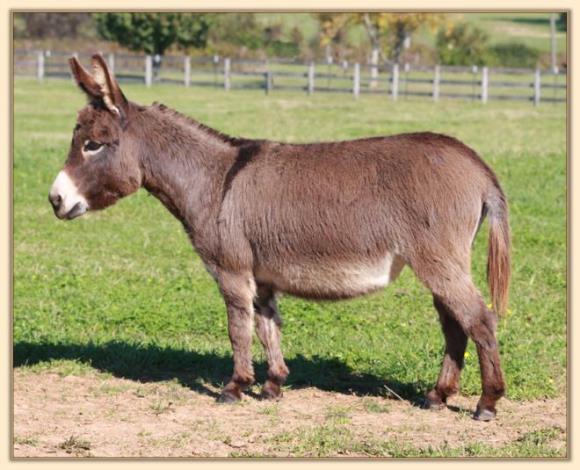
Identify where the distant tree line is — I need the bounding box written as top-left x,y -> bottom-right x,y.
14,12 -> 94,38
14,12 -> 566,69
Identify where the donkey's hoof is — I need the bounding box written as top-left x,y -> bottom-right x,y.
217,390 -> 241,404
260,389 -> 281,401
260,381 -> 283,400
473,407 -> 496,421
422,398 -> 446,411
422,390 -> 446,410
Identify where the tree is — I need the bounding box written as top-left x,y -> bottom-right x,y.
357,13 -> 446,63
314,13 -> 446,87
315,13 -> 351,46
290,26 -> 304,47
262,23 -> 301,59
314,13 -> 352,61
436,23 -> 491,66
14,12 -> 93,39
207,13 -> 264,53
95,13 -> 213,74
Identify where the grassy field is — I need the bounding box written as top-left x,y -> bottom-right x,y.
13,78 -> 566,457
462,13 -> 566,53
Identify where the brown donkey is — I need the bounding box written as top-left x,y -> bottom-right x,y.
49,55 -> 510,421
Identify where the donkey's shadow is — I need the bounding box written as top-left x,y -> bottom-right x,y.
13,341 -> 428,404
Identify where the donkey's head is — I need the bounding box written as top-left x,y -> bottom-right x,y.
48,54 -> 142,220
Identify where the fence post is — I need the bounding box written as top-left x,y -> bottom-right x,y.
481,67 -> 489,104
369,48 -> 379,89
391,63 -> 399,101
264,71 -> 273,95
224,58 -> 231,91
36,51 -> 44,82
471,65 -> 479,100
402,62 -> 410,98
184,56 -> 191,87
534,68 -> 541,106
145,55 -> 153,87
108,53 -> 115,74
353,63 -> 360,99
433,65 -> 440,101
307,61 -> 315,95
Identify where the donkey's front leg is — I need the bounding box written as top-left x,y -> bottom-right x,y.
217,270 -> 257,403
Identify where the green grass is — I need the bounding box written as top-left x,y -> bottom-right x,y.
13,78 -> 566,407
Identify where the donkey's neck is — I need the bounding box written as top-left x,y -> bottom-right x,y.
134,104 -> 241,248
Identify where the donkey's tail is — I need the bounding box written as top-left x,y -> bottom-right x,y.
485,185 -> 511,316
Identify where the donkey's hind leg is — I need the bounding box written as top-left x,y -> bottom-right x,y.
424,296 -> 468,410
411,256 -> 505,421
254,285 -> 290,400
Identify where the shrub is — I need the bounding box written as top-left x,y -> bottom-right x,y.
265,40 -> 301,58
436,23 -> 492,66
399,42 -> 438,66
489,42 -> 541,68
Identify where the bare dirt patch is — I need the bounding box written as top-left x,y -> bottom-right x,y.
13,369 -> 566,458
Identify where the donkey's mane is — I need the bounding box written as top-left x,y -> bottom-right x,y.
149,101 -> 255,147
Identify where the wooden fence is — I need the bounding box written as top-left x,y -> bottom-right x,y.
14,49 -> 567,105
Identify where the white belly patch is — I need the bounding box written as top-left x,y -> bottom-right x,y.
255,253 -> 405,298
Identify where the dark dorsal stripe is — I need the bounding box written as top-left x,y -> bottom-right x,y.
222,141 -> 264,202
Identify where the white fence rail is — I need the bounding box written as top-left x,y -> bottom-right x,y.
14,49 -> 567,105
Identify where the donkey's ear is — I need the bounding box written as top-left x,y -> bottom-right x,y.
90,53 -> 128,118
69,56 -> 103,99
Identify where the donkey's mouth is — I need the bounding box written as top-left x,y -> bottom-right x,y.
64,201 -> 87,220
56,201 -> 88,220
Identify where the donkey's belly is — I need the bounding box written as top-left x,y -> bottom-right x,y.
255,254 -> 406,300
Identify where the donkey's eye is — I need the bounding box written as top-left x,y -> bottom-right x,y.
83,140 -> 104,152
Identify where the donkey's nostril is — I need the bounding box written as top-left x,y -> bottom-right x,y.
49,193 -> 62,210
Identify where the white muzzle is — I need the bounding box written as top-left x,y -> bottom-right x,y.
49,170 -> 89,220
